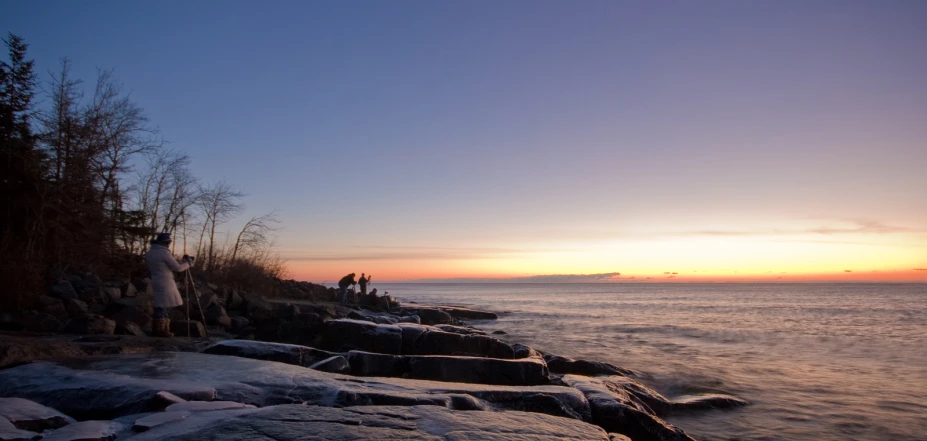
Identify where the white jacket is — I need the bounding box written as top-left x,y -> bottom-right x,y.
145,244 -> 191,309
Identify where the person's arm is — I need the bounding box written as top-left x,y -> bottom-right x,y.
164,251 -> 191,273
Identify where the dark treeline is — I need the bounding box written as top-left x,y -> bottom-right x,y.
0,34 -> 282,311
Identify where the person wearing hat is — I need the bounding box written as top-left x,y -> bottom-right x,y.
145,233 -> 194,337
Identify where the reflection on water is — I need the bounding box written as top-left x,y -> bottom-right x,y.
381,283 -> 927,441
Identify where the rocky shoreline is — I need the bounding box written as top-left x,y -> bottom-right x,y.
0,272 -> 747,440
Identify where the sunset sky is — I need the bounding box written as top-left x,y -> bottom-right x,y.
5,1 -> 926,282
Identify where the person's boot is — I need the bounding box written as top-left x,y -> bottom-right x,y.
152,318 -> 173,338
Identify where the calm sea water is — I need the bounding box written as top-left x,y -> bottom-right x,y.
377,283 -> 927,441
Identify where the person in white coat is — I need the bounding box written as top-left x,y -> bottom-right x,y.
145,233 -> 194,337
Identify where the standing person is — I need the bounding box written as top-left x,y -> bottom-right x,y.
358,273 -> 369,295
338,273 -> 356,304
145,233 -> 194,337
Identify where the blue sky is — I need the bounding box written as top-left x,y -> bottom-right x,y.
4,1 -> 926,281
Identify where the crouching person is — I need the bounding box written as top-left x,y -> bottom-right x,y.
145,233 -> 194,337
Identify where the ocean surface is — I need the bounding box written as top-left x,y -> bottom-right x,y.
376,283 -> 927,441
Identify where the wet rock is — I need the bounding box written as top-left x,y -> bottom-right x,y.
111,306 -> 152,329
670,394 -> 749,411
439,306 -> 499,320
493,330 -> 507,335
0,416 -> 38,441
170,320 -> 207,338
402,307 -> 453,325
40,420 -> 121,441
545,354 -> 636,377
562,375 -> 695,441
0,397 -> 75,432
125,403 -> 609,441
202,340 -> 335,367
63,315 -> 115,335
513,343 -> 540,359
347,350 -> 551,386
0,353 -> 589,421
150,392 -> 187,411
308,355 -> 350,374
321,319 -> 402,354
132,411 -> 189,432
165,401 -> 255,412
50,281 -> 78,301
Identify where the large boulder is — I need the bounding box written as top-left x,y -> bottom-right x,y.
320,319 -> 402,354
50,281 -> 78,301
400,324 -> 515,358
201,340 -> 335,367
203,305 -> 231,329
63,315 -> 115,335
346,351 -> 551,386
0,397 -> 75,432
64,299 -> 89,317
125,403 -> 609,441
0,353 -> 590,422
562,375 -> 696,441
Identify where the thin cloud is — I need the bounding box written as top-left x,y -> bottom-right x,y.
288,245 -> 551,262
408,272 -> 624,283
844,270 -> 853,273
914,268 -> 927,271
661,220 -> 926,238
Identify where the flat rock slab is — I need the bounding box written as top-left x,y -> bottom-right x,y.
0,333 -> 204,369
41,420 -> 121,441
132,412 -> 190,432
165,401 -> 255,412
125,404 -> 610,441
346,350 -> 550,386
201,340 -> 335,367
0,352 -> 590,422
438,307 -> 499,321
0,397 -> 75,432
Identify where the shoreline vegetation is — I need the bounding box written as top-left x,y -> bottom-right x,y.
0,33 -> 748,440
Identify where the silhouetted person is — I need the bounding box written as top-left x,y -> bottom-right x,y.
358,273 -> 370,295
145,233 -> 194,337
338,273 -> 356,303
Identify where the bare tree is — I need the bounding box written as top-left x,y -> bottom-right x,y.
231,211 -> 281,262
197,180 -> 243,273
131,148 -> 197,252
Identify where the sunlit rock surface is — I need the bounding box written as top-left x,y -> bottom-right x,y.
0,397 -> 75,432
562,375 -> 696,441
0,352 -> 590,421
124,404 -> 610,441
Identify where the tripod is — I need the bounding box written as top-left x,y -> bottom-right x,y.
183,269 -> 209,338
